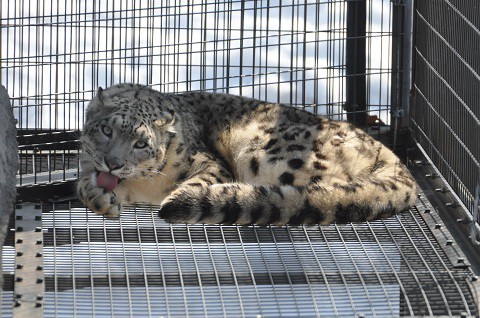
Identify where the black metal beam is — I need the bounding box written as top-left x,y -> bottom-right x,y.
345,0 -> 367,126
17,181 -> 77,203
17,129 -> 80,151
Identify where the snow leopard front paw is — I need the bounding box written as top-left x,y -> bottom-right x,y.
86,187 -> 123,218
78,177 -> 123,218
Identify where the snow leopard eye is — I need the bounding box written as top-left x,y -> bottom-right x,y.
101,125 -> 112,137
134,140 -> 148,149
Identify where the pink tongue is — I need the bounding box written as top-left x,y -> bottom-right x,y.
97,171 -> 119,192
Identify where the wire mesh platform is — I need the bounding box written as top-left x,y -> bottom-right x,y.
2,195 -> 477,317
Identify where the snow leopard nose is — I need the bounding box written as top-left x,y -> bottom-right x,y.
105,158 -> 124,171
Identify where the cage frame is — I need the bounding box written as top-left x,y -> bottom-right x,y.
1,0 -> 479,316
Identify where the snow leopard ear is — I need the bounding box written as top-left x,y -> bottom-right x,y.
95,86 -> 116,109
153,109 -> 175,128
97,87 -> 105,104
85,87 -> 109,121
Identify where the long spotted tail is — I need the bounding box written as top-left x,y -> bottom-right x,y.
159,164 -> 417,225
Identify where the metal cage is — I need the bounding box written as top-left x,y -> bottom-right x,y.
410,0 -> 480,236
1,0 -> 479,317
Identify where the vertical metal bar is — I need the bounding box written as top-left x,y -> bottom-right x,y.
225,1 -> 232,93
118,212 -> 134,317
301,1 -> 307,110
401,0 -> 414,124
382,214 -> 433,316
50,0 -> 59,129
252,227 -> 282,315
470,169 -> 480,245
327,0 -> 333,117
276,0 -> 282,103
391,0 -> 414,148
86,208 -> 97,317
12,0 -> 19,129
334,225 -> 377,317
35,0 -> 41,130
252,0 -> 257,98
212,0 -> 218,91
132,0 -> 138,83
186,225 -> 208,317
175,0 -> 180,92
345,0 -> 367,126
148,0 -> 154,85
289,2 -> 294,106
387,0 -> 393,121
186,0 -> 191,91
82,2 -> 87,137
264,0 -> 270,101
239,1 -> 245,96
169,225 -> 190,317
365,221 -> 414,315
202,226 -> 228,317
24,0 -> 30,130
235,227 -> 263,317
259,2 -> 263,99
202,0 -> 207,91
350,223 -> 396,316
68,202 -> 77,317
47,152 -> 51,183
313,1 -> 319,114
285,226 -> 320,317
149,207 -> 170,318
365,0 -> 372,123
268,226 -> 301,316
219,226 -> 246,317
318,225 -> 358,314
134,205 -> 153,318
340,2 -> 348,120
32,152 -> 36,185
166,0 -> 171,91
301,226 -> 339,316
92,0 -> 98,90
124,0 -> 129,82
391,0 -> 403,148
96,209 -> 114,316
110,0 -> 116,84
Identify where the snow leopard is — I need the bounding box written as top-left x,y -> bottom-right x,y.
77,83 -> 417,225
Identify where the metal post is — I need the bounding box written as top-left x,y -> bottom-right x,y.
470,169 -> 480,245
401,0 -> 414,123
391,0 -> 414,139
345,0 -> 367,126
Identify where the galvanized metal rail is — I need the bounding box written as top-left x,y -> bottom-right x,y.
12,203 -> 44,317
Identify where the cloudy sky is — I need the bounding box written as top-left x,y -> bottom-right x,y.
1,0 -> 394,129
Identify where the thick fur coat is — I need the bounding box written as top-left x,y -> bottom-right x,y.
78,83 -> 417,225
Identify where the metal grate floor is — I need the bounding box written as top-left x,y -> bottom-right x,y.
2,195 -> 478,317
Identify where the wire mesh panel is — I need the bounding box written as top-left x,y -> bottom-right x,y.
411,1 -> 480,216
36,198 -> 476,317
0,0 -> 396,188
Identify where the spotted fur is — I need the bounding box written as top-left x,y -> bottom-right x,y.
77,83 -> 417,225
